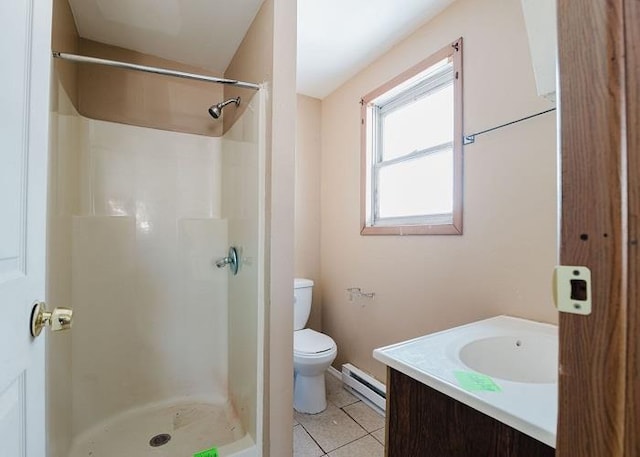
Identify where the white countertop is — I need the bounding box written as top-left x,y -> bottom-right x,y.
373,315 -> 558,448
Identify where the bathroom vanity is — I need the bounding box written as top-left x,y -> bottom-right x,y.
385,368 -> 554,456
373,316 -> 557,457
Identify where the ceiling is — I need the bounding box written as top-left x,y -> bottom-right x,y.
67,0 -> 456,99
297,0 -> 456,99
67,0 -> 264,73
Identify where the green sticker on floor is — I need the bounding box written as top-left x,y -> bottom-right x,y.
193,447 -> 219,457
454,371 -> 501,392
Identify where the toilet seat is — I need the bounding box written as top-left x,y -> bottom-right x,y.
294,329 -> 336,355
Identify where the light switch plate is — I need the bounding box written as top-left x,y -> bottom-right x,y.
553,266 -> 592,315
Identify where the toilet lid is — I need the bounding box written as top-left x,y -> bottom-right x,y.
294,329 -> 335,354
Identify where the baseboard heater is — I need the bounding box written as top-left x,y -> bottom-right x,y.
341,363 -> 386,413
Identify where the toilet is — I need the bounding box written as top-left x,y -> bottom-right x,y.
293,278 -> 337,414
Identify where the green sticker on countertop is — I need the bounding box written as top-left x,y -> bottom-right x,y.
193,447 -> 218,457
454,371 -> 501,392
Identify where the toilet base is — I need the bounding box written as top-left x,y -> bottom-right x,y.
293,372 -> 327,414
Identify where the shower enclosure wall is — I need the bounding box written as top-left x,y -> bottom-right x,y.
47,74 -> 264,457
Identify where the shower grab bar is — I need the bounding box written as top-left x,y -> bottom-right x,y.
52,51 -> 261,91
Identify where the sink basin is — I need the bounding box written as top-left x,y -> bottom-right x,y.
372,315 -> 559,448
459,335 -> 558,383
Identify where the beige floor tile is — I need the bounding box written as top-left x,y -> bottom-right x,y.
293,425 -> 325,457
293,414 -> 299,427
343,401 -> 385,432
294,403 -> 367,453
325,373 -> 358,408
371,428 -> 385,445
327,435 -> 383,457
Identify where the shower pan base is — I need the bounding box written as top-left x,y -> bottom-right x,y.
68,398 -> 249,457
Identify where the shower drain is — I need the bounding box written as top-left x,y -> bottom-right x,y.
149,433 -> 172,447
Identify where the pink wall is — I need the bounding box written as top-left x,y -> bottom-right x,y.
315,0 -> 558,382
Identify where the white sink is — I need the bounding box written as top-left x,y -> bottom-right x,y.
459,335 -> 558,383
373,315 -> 558,448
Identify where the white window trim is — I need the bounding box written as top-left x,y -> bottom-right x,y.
360,38 -> 463,236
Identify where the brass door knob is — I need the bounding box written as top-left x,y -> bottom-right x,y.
30,302 -> 73,337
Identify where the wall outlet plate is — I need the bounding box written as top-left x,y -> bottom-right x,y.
553,266 -> 592,315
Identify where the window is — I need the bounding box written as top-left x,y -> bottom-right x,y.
361,38 -> 463,235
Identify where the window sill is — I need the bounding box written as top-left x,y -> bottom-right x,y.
361,223 -> 462,236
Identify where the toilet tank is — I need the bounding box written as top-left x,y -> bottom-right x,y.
294,278 -> 314,331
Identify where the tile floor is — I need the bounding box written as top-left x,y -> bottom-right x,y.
293,373 -> 385,457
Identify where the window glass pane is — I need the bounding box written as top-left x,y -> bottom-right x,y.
381,83 -> 453,161
377,149 -> 453,219
374,58 -> 450,105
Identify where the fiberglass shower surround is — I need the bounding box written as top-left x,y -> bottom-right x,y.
48,51 -> 265,457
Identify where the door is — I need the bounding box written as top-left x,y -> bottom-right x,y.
624,0 -> 640,453
0,0 -> 53,456
557,0 -> 638,455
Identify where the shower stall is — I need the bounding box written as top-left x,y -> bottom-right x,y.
47,55 -> 265,457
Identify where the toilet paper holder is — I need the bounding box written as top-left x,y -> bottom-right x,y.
346,287 -> 375,301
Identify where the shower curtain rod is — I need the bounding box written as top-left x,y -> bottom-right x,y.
52,51 -> 261,91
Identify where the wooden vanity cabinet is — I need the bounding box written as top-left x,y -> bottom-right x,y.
385,368 -> 555,457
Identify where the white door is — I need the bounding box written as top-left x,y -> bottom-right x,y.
0,0 -> 53,455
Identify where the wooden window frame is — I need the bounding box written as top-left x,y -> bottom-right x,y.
360,38 -> 463,236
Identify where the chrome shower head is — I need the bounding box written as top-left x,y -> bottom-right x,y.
208,97 -> 241,119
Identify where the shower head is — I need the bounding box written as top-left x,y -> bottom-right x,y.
208,97 -> 241,119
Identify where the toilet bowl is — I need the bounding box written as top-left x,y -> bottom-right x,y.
293,329 -> 337,413
293,278 -> 337,414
